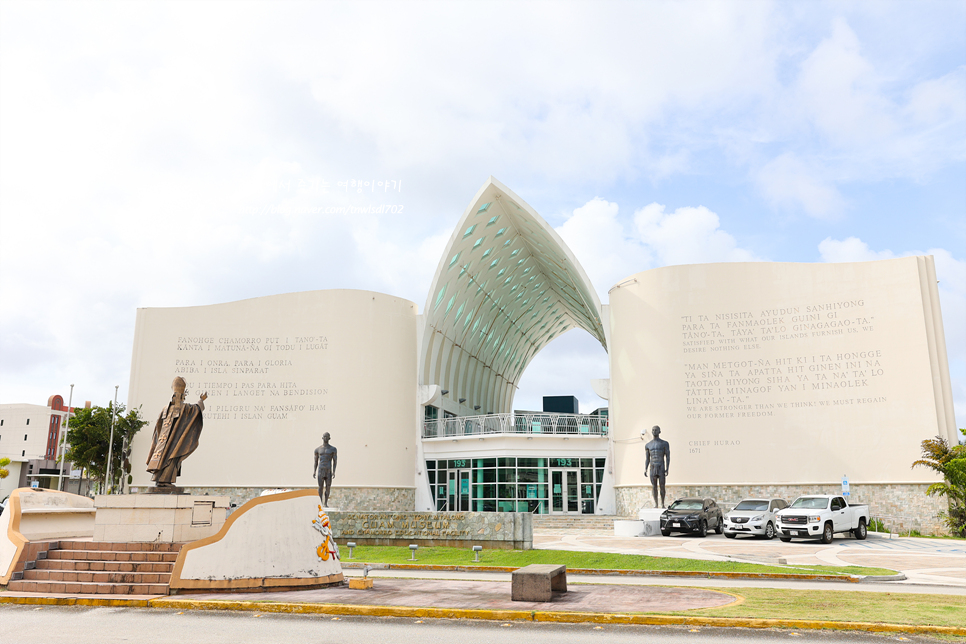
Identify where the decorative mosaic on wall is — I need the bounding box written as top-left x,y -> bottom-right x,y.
177,487 -> 415,514
328,511 -> 533,549
616,483 -> 948,535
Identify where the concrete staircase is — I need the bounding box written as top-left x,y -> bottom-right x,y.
532,515 -> 630,534
7,541 -> 182,595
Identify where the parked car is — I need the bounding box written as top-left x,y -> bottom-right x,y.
660,497 -> 723,537
723,498 -> 788,540
775,495 -> 870,543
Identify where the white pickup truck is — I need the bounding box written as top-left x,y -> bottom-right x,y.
775,495 -> 869,543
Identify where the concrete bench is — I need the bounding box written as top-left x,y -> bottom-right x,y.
511,564 -> 567,602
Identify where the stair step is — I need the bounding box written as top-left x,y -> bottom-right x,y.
22,569 -> 171,584
58,540 -> 183,552
7,579 -> 168,595
46,549 -> 178,562
36,559 -> 172,573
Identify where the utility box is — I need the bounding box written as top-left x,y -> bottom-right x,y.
543,396 -> 578,414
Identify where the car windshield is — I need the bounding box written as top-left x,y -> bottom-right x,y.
790,497 -> 829,509
669,500 -> 703,510
734,500 -> 768,511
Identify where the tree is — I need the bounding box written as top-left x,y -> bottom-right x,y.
64,402 -> 148,494
913,429 -> 966,537
0,456 -> 10,480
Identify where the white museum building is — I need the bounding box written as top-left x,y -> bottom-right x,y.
125,178 -> 957,531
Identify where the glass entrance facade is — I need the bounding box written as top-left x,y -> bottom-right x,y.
426,456 -> 606,514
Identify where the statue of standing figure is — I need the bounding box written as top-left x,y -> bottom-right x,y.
313,432 -> 338,507
644,425 -> 671,508
146,376 -> 207,490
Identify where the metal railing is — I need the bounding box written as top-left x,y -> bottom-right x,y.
422,412 -> 608,439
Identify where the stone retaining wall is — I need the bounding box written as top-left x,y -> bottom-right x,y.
328,511 -> 533,549
616,483 -> 948,534
170,487 -> 415,514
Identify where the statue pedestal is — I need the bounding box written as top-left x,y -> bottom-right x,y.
93,494 -> 229,543
637,508 -> 665,537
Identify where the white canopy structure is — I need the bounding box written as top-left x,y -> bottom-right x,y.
420,177 -> 606,415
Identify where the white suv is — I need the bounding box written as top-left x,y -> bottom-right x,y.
723,498 -> 787,540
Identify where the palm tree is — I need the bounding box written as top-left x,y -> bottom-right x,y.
913,431 -> 966,537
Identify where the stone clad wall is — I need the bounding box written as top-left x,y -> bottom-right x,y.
616,483 -> 948,534
176,486 -> 415,514
328,511 -> 533,549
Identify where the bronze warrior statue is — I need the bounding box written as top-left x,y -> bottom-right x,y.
314,432 -> 338,507
644,425 -> 671,508
146,377 -> 207,489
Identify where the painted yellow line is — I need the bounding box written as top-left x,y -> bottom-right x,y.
2,594 -> 962,636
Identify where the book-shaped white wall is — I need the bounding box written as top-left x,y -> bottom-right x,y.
609,256 -> 955,487
128,289 -> 418,490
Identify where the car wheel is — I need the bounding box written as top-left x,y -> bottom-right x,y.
661,529 -> 671,537
779,536 -> 791,542
764,522 -> 775,540
821,522 -> 834,544
855,518 -> 868,540
725,532 -> 736,539
715,518 -> 723,535
699,520 -> 708,537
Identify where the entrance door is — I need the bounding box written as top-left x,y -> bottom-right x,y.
550,469 -> 580,514
447,470 -> 471,511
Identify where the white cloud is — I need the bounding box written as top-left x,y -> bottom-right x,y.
817,236 -> 895,262
756,154 -> 846,219
633,203 -> 760,267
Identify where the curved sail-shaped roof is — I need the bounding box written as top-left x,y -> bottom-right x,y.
420,177 -> 606,415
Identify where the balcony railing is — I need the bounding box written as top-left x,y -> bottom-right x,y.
422,412 -> 608,439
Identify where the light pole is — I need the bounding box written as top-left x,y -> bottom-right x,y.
55,384 -> 74,492
105,385 -> 119,494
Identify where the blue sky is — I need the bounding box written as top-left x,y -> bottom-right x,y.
1,1 -> 963,429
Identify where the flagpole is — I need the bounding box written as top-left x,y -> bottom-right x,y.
105,385 -> 119,494
55,384 -> 73,491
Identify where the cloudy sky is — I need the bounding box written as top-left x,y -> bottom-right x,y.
1,1 -> 964,429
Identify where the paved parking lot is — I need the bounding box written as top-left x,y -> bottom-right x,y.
533,531 -> 966,586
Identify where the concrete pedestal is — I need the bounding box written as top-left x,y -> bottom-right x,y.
614,520 -> 644,537
637,508 -> 665,537
93,494 -> 229,543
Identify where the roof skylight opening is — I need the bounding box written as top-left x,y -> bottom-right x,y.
434,284 -> 447,309
473,237 -> 485,250
486,215 -> 499,227
495,227 -> 508,237
448,252 -> 461,269
481,248 -> 492,259
477,202 -> 491,213
462,224 -> 476,239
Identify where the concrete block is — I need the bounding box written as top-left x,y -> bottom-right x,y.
511,564 -> 566,602
348,578 -> 373,589
614,520 -> 644,537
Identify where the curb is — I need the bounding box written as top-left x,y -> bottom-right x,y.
1,594 -> 962,635
340,562 -> 872,583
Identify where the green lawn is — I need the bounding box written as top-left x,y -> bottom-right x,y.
343,545 -> 897,577
681,587 -> 966,629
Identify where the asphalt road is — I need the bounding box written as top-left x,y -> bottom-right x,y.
0,605 -> 944,644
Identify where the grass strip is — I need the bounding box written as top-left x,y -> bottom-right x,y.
681,588 -> 966,629
343,545 -> 897,577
